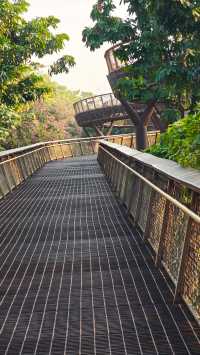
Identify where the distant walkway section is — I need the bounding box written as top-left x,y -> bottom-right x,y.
0,156 -> 200,354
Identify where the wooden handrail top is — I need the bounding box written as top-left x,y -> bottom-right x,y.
0,133 -> 137,160
100,143 -> 200,225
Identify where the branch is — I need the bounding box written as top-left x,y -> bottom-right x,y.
118,94 -> 140,125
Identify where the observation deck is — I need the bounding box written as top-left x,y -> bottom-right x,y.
74,93 -> 128,127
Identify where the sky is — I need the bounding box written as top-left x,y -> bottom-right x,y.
26,0 -> 121,95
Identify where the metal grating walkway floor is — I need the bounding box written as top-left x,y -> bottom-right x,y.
0,156 -> 200,355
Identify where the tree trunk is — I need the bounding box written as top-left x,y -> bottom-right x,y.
135,122 -> 148,151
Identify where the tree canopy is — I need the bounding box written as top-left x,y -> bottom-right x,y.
4,77 -> 93,149
83,0 -> 200,121
0,0 -> 75,148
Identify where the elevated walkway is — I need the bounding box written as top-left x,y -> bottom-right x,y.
0,155 -> 200,354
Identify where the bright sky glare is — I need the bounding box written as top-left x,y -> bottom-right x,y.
26,0 -> 124,95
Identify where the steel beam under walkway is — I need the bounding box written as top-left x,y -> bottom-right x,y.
0,156 -> 200,354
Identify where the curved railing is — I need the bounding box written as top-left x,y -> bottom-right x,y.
73,93 -> 129,127
104,44 -> 133,90
104,45 -> 124,73
73,93 -> 161,130
104,44 -> 134,74
74,93 -> 120,114
0,133 -> 160,200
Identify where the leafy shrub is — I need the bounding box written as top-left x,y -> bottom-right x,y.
147,112 -> 200,169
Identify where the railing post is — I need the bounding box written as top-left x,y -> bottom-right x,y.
69,144 -> 74,157
110,93 -> 114,107
113,159 -> 119,191
143,172 -> 156,242
90,140 -> 95,154
79,142 -> 84,156
134,166 -> 145,225
131,135 -> 134,148
116,161 -> 124,196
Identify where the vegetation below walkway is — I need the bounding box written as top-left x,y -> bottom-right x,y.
1,76 -> 92,150
147,112 -> 200,170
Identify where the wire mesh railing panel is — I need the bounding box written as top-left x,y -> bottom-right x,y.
137,182 -> 152,233
147,132 -> 159,146
0,139 -> 98,201
136,165 -> 154,233
71,143 -> 81,156
162,203 -> 189,281
119,167 -> 129,202
147,191 -> 166,252
183,195 -> 200,317
3,161 -> 17,189
48,146 -> 57,160
0,165 -> 10,196
121,136 -> 132,148
53,144 -> 63,159
98,142 -> 200,323
129,176 -> 141,219
123,170 -> 134,208
61,144 -> 72,158
112,136 -> 123,145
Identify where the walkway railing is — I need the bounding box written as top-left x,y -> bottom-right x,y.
104,44 -> 127,74
73,93 -> 128,128
74,93 -> 120,114
0,133 -> 158,199
98,141 -> 200,323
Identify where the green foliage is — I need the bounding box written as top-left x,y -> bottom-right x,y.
83,0 -> 200,120
0,0 -> 75,148
147,112 -> 200,169
3,77 -> 93,149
